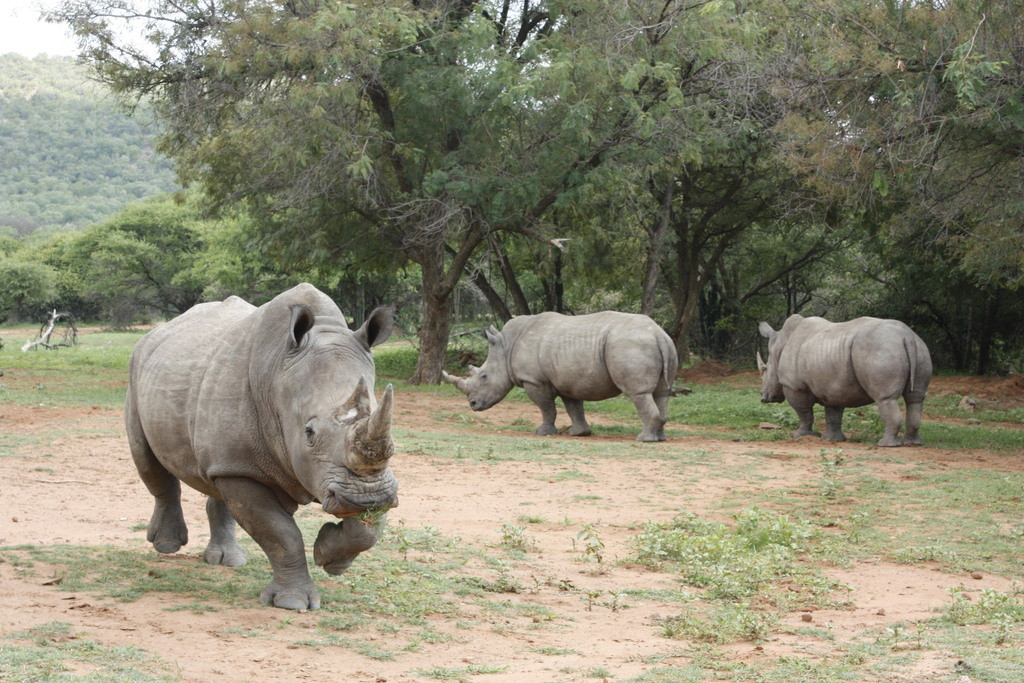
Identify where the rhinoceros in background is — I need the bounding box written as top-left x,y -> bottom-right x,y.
442,311 -> 678,441
757,314 -> 932,447
125,283 -> 397,610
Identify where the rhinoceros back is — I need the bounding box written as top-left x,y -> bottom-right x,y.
506,311 -> 677,400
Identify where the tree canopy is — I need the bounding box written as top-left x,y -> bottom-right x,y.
24,0 -> 1024,375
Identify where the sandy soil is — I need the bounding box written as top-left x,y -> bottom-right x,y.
1,371 -> 1022,681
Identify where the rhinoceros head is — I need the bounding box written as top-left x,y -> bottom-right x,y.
441,325 -> 514,410
269,303 -> 399,518
757,321 -> 785,403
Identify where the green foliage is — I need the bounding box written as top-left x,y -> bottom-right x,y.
1,621 -> 165,681
630,508 -> 818,600
0,257 -> 56,322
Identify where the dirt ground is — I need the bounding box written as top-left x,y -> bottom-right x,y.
1,370 -> 1022,681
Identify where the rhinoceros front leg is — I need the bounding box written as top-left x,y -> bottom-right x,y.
202,496 -> 248,567
562,398 -> 592,436
523,382 -> 559,435
313,517 -> 383,575
785,391 -> 818,439
215,477 -> 320,610
630,393 -> 666,442
822,405 -> 847,442
875,398 -> 904,447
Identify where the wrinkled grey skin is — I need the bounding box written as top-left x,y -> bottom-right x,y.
125,283 -> 398,610
757,314 -> 932,447
443,311 -> 678,442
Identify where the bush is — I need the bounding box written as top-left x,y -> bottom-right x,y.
0,257 -> 56,322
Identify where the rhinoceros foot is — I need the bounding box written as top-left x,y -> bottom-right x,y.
636,429 -> 666,442
876,436 -> 903,447
534,424 -> 559,436
314,518 -> 382,575
147,502 -> 188,554
203,541 -> 247,567
260,579 -> 320,611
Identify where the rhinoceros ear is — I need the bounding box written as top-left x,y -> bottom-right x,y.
289,304 -> 316,349
757,321 -> 776,342
485,326 -> 502,347
354,306 -> 395,350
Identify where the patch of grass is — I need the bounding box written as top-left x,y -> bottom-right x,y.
1,621 -> 170,681
630,507 -> 844,646
412,663 -> 509,679
0,328 -> 143,408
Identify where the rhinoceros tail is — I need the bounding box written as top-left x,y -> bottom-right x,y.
904,335 -> 918,393
658,330 -> 680,388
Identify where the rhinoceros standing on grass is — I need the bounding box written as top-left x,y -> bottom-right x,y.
125,283 -> 398,610
442,311 -> 678,441
757,314 -> 932,447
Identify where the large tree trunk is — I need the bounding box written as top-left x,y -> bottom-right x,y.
412,256 -> 455,385
641,180 -> 673,316
669,273 -> 700,363
410,227 -> 484,384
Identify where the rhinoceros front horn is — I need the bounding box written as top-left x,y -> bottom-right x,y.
350,383 -> 395,469
366,383 -> 394,444
440,370 -> 460,386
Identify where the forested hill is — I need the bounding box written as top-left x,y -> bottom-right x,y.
0,53 -> 177,236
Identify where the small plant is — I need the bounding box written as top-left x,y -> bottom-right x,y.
574,523 -> 606,566
819,447 -> 846,499
499,522 -> 537,553
582,589 -> 603,612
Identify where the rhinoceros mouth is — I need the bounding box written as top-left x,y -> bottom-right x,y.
321,489 -> 399,518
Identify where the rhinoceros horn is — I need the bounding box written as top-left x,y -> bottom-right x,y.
756,351 -> 766,373
366,383 -> 394,445
440,370 -> 460,386
349,383 -> 395,469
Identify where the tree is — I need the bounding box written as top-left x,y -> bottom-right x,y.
55,0 -> 808,381
62,195 -> 208,324
0,257 -> 57,323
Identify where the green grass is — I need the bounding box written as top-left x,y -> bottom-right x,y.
1,621 -> 170,681
0,326 -> 143,408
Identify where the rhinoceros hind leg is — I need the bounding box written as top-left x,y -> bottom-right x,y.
875,398 -> 904,447
822,405 -> 847,442
903,400 -> 924,445
202,496 -> 247,567
146,493 -> 189,554
631,393 -> 667,442
127,397 -> 188,553
563,398 -> 592,437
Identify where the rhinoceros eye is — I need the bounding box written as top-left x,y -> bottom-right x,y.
305,424 -> 316,445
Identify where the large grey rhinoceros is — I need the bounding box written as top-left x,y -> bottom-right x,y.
757,314 -> 932,447
125,283 -> 398,610
442,311 -> 678,441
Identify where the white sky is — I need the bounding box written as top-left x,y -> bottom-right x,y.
1,2 -> 79,57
